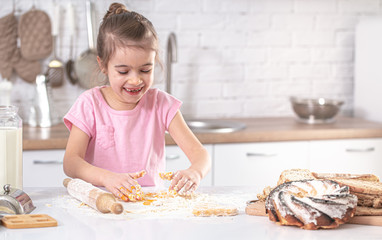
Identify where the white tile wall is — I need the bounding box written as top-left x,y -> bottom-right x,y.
1,0 -> 382,121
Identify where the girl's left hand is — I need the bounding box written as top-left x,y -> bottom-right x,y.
169,168 -> 201,195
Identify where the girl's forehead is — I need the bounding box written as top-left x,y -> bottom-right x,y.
118,45 -> 154,55
111,46 -> 156,61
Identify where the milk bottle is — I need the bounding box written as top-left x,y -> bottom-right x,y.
0,105 -> 23,189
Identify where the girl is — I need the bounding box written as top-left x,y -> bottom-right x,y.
63,3 -> 211,200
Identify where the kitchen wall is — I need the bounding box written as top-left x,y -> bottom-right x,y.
1,0 -> 382,120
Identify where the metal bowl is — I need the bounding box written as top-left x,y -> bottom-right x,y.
186,119 -> 246,133
290,97 -> 344,124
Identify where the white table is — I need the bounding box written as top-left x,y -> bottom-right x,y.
1,187 -> 381,240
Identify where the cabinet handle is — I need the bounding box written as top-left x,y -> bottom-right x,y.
246,152 -> 278,157
345,147 -> 375,153
33,160 -> 63,165
166,154 -> 180,160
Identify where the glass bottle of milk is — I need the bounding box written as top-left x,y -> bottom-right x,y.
0,105 -> 22,189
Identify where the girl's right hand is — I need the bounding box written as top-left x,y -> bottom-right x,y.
102,170 -> 146,201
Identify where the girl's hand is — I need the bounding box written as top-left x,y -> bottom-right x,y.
169,168 -> 201,196
102,170 -> 146,201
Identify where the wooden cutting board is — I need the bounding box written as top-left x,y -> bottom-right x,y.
1,214 -> 57,229
245,200 -> 382,227
348,216 -> 382,226
245,200 -> 267,216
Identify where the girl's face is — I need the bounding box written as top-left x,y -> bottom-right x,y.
104,46 -> 156,109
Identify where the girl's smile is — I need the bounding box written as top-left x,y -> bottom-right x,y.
124,86 -> 144,95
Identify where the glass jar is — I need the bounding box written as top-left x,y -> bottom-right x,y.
0,105 -> 23,189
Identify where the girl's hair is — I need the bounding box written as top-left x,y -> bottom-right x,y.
97,2 -> 159,70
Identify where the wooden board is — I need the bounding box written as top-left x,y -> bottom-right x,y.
1,214 -> 57,229
23,118 -> 382,151
245,200 -> 382,227
245,200 -> 267,216
348,216 -> 382,227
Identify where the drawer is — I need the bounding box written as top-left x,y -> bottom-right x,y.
165,145 -> 213,187
309,139 -> 382,178
23,150 -> 66,187
214,141 -> 309,187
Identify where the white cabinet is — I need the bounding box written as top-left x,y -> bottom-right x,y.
165,145 -> 213,187
23,145 -> 214,188
214,141 -> 309,187
354,18 -> 382,123
309,138 -> 382,178
24,138 -> 382,188
23,150 -> 66,187
213,138 -> 382,187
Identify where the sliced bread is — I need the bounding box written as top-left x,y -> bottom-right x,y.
352,192 -> 382,208
355,206 -> 382,216
312,172 -> 380,182
277,169 -> 316,185
333,179 -> 382,195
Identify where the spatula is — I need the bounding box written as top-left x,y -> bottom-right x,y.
46,2 -> 64,87
65,2 -> 78,84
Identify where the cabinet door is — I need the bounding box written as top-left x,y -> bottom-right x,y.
214,141 -> 309,187
165,145 -> 213,187
309,139 -> 382,178
23,150 -> 67,187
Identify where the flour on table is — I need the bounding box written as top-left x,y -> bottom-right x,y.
51,187 -> 256,220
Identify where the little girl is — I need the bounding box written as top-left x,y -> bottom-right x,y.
63,3 -> 211,200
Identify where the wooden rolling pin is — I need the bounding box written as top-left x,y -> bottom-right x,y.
63,178 -> 123,214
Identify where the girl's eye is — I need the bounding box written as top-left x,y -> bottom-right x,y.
118,71 -> 128,75
141,69 -> 152,73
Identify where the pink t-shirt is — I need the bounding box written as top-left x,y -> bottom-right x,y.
63,86 -> 182,186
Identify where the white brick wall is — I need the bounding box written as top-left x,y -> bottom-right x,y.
1,0 -> 382,121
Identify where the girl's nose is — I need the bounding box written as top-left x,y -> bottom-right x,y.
127,76 -> 142,85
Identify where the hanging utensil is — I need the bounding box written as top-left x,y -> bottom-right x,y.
46,2 -> 64,87
74,0 -> 106,89
0,79 -> 13,106
65,2 -> 78,84
28,75 -> 59,127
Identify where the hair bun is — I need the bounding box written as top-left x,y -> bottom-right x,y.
104,2 -> 129,20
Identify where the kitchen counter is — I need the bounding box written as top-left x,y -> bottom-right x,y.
0,186 -> 381,240
23,117 -> 382,150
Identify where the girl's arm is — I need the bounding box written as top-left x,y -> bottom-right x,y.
63,125 -> 104,185
167,110 -> 212,194
63,125 -> 141,199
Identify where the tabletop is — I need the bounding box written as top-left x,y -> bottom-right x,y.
1,186 -> 381,240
